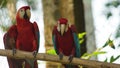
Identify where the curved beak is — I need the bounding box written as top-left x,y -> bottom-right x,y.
24,11 -> 29,19
24,9 -> 31,20
60,24 -> 66,36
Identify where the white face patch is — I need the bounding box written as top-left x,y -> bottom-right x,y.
57,21 -> 60,32
65,24 -> 68,32
19,9 -> 25,19
26,9 -> 31,18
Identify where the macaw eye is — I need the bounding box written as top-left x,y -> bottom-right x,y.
20,9 -> 23,12
19,9 -> 25,18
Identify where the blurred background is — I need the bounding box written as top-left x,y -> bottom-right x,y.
0,0 -> 120,68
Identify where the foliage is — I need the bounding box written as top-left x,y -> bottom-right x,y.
78,32 -> 86,44
106,0 -> 120,8
104,55 -> 120,63
46,48 -> 57,55
81,50 -> 106,59
105,0 -> 120,19
0,24 -> 9,32
0,0 -> 7,8
103,1 -> 120,63
103,38 -> 115,49
82,36 -> 120,63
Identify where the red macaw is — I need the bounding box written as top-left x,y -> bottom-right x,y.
52,18 -> 81,68
3,6 -> 40,68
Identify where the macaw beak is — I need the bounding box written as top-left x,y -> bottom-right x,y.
60,24 -> 66,36
24,9 -> 31,20
24,11 -> 29,19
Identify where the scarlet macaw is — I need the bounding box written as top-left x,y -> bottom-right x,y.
3,6 -> 40,68
52,18 -> 81,68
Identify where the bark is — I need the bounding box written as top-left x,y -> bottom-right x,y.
42,0 -> 61,67
0,49 -> 120,68
7,0 -> 16,23
42,0 -> 58,46
83,0 -> 96,60
59,0 -> 74,24
73,0 -> 87,55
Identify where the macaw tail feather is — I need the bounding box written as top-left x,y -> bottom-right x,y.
25,59 -> 38,68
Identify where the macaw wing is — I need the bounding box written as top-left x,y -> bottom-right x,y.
71,25 -> 81,58
73,32 -> 81,58
52,27 -> 59,55
3,25 -> 17,49
3,25 -> 23,68
33,22 -> 40,52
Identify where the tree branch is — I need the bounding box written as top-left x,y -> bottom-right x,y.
0,49 -> 119,68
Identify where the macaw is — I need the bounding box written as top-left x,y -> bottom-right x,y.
52,18 -> 81,68
3,6 -> 40,68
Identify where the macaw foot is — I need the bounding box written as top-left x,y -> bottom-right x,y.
12,48 -> 16,56
33,51 -> 37,58
68,55 -> 73,63
59,53 -> 63,60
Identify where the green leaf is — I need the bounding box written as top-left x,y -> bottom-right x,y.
78,32 -> 86,44
103,38 -> 115,49
105,1 -> 120,8
79,39 -> 84,44
105,3 -> 111,7
46,49 -> 57,55
104,58 -> 108,62
114,55 -> 120,61
107,12 -> 112,19
110,55 -> 120,63
0,0 -> 7,8
81,53 -> 91,59
78,32 -> 86,39
110,56 -> 114,63
112,1 -> 120,8
92,51 -> 106,56
81,51 -> 106,59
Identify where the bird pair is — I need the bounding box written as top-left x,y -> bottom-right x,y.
3,6 -> 81,68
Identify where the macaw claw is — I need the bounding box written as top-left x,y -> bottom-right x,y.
68,55 -> 73,63
59,53 -> 63,60
12,48 -> 16,56
33,51 -> 37,58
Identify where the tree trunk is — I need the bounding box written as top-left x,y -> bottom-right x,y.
83,0 -> 97,60
42,0 -> 58,46
42,0 -> 61,68
73,0 -> 87,55
59,0 -> 74,24
7,0 -> 16,24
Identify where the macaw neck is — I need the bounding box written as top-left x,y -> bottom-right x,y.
16,19 -> 30,27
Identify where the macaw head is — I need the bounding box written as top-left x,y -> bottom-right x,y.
16,6 -> 31,22
57,18 -> 69,36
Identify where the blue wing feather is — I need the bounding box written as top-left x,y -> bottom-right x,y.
52,34 -> 59,54
73,32 -> 81,58
33,22 -> 40,52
